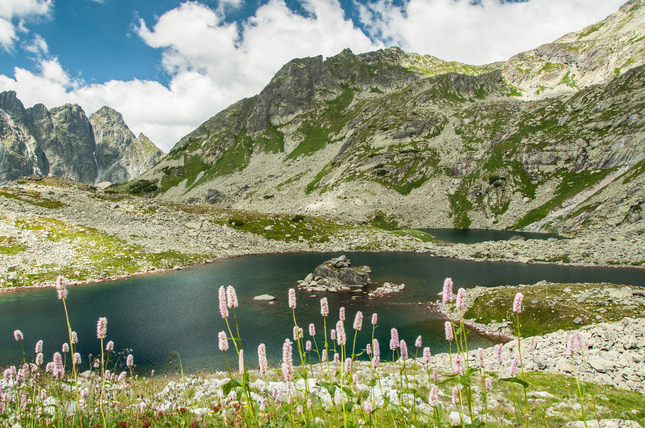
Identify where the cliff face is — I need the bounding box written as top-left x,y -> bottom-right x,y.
121,1 -> 645,237
90,106 -> 164,184
0,93 -> 164,185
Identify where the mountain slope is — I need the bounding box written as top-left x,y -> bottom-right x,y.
132,0 -> 645,238
0,92 -> 164,185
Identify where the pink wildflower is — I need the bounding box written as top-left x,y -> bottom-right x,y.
218,331 -> 228,352
442,278 -> 454,303
282,339 -> 293,384
71,331 -> 78,344
344,358 -> 351,373
73,353 -> 81,365
363,401 -> 374,413
53,352 -> 64,380
477,348 -> 484,367
226,285 -> 238,309
339,307 -> 345,322
445,321 -> 454,342
456,288 -> 466,310
334,352 -> 340,363
415,335 -> 422,348
62,343 -> 69,353
36,353 -> 43,366
13,330 -> 23,342
400,340 -> 408,360
126,354 -> 133,368
429,385 -> 439,407
330,329 -> 336,341
309,323 -> 316,336
509,356 -> 519,377
372,338 -> 380,359
423,347 -> 431,364
433,368 -> 438,383
513,292 -> 524,314
218,286 -> 228,319
390,328 -> 399,350
35,340 -> 43,354
238,349 -> 244,374
106,340 -> 114,352
306,340 -> 312,351
366,343 -> 372,355
336,322 -> 346,346
96,317 -> 107,340
258,344 -> 268,376
496,343 -> 503,364
320,298 -> 329,317
453,354 -> 464,375
372,355 -> 379,369
321,349 -> 327,363
288,288 -> 296,310
353,311 -> 363,331
56,276 -> 67,300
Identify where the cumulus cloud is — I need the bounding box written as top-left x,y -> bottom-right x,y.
357,0 -> 627,64
0,0 -> 52,50
0,0 -> 631,152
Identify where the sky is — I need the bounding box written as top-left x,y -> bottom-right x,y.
0,0 -> 627,152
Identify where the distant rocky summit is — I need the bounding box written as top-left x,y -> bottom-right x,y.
0,91 -> 164,185
299,255 -> 371,292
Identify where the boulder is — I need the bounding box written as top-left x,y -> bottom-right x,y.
299,255 -> 371,292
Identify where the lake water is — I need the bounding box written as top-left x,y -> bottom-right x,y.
417,229 -> 562,244
1,252 -> 643,375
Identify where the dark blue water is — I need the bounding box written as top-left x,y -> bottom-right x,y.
418,229 -> 562,244
1,252 -> 643,375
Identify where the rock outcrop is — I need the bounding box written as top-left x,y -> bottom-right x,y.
90,106 -> 164,183
0,92 -> 164,185
298,255 -> 371,292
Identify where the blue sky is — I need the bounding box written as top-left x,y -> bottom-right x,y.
0,0 -> 627,151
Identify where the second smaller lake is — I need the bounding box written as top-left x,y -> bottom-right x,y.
418,229 -> 562,244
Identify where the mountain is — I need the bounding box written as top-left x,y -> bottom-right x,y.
90,106 -> 165,184
130,0 -> 645,237
0,92 -> 164,185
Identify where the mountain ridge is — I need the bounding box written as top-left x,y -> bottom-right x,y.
0,92 -> 164,185
83,1 -> 645,240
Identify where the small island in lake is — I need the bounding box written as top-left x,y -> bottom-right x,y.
298,255 -> 405,297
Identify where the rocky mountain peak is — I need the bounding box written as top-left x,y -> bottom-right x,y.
0,92 -> 164,185
0,91 -> 26,121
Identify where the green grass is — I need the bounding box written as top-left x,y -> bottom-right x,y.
512,168 -> 616,230
620,158 -> 645,184
287,88 -> 356,160
448,187 -> 473,229
464,282 -> 645,337
7,216 -> 209,287
0,189 -> 66,209
0,236 -> 27,254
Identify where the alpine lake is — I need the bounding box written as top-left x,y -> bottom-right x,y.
1,230 -> 644,375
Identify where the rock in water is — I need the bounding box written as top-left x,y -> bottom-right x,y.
300,255 -> 371,292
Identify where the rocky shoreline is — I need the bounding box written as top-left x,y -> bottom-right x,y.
1,179 -> 643,292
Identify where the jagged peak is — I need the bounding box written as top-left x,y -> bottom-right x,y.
92,105 -> 125,121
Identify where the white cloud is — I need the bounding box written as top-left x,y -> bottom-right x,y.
0,18 -> 16,50
357,0 -> 627,64
0,0 -> 632,153
0,0 -> 52,50
0,0 -> 52,20
23,33 -> 48,56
